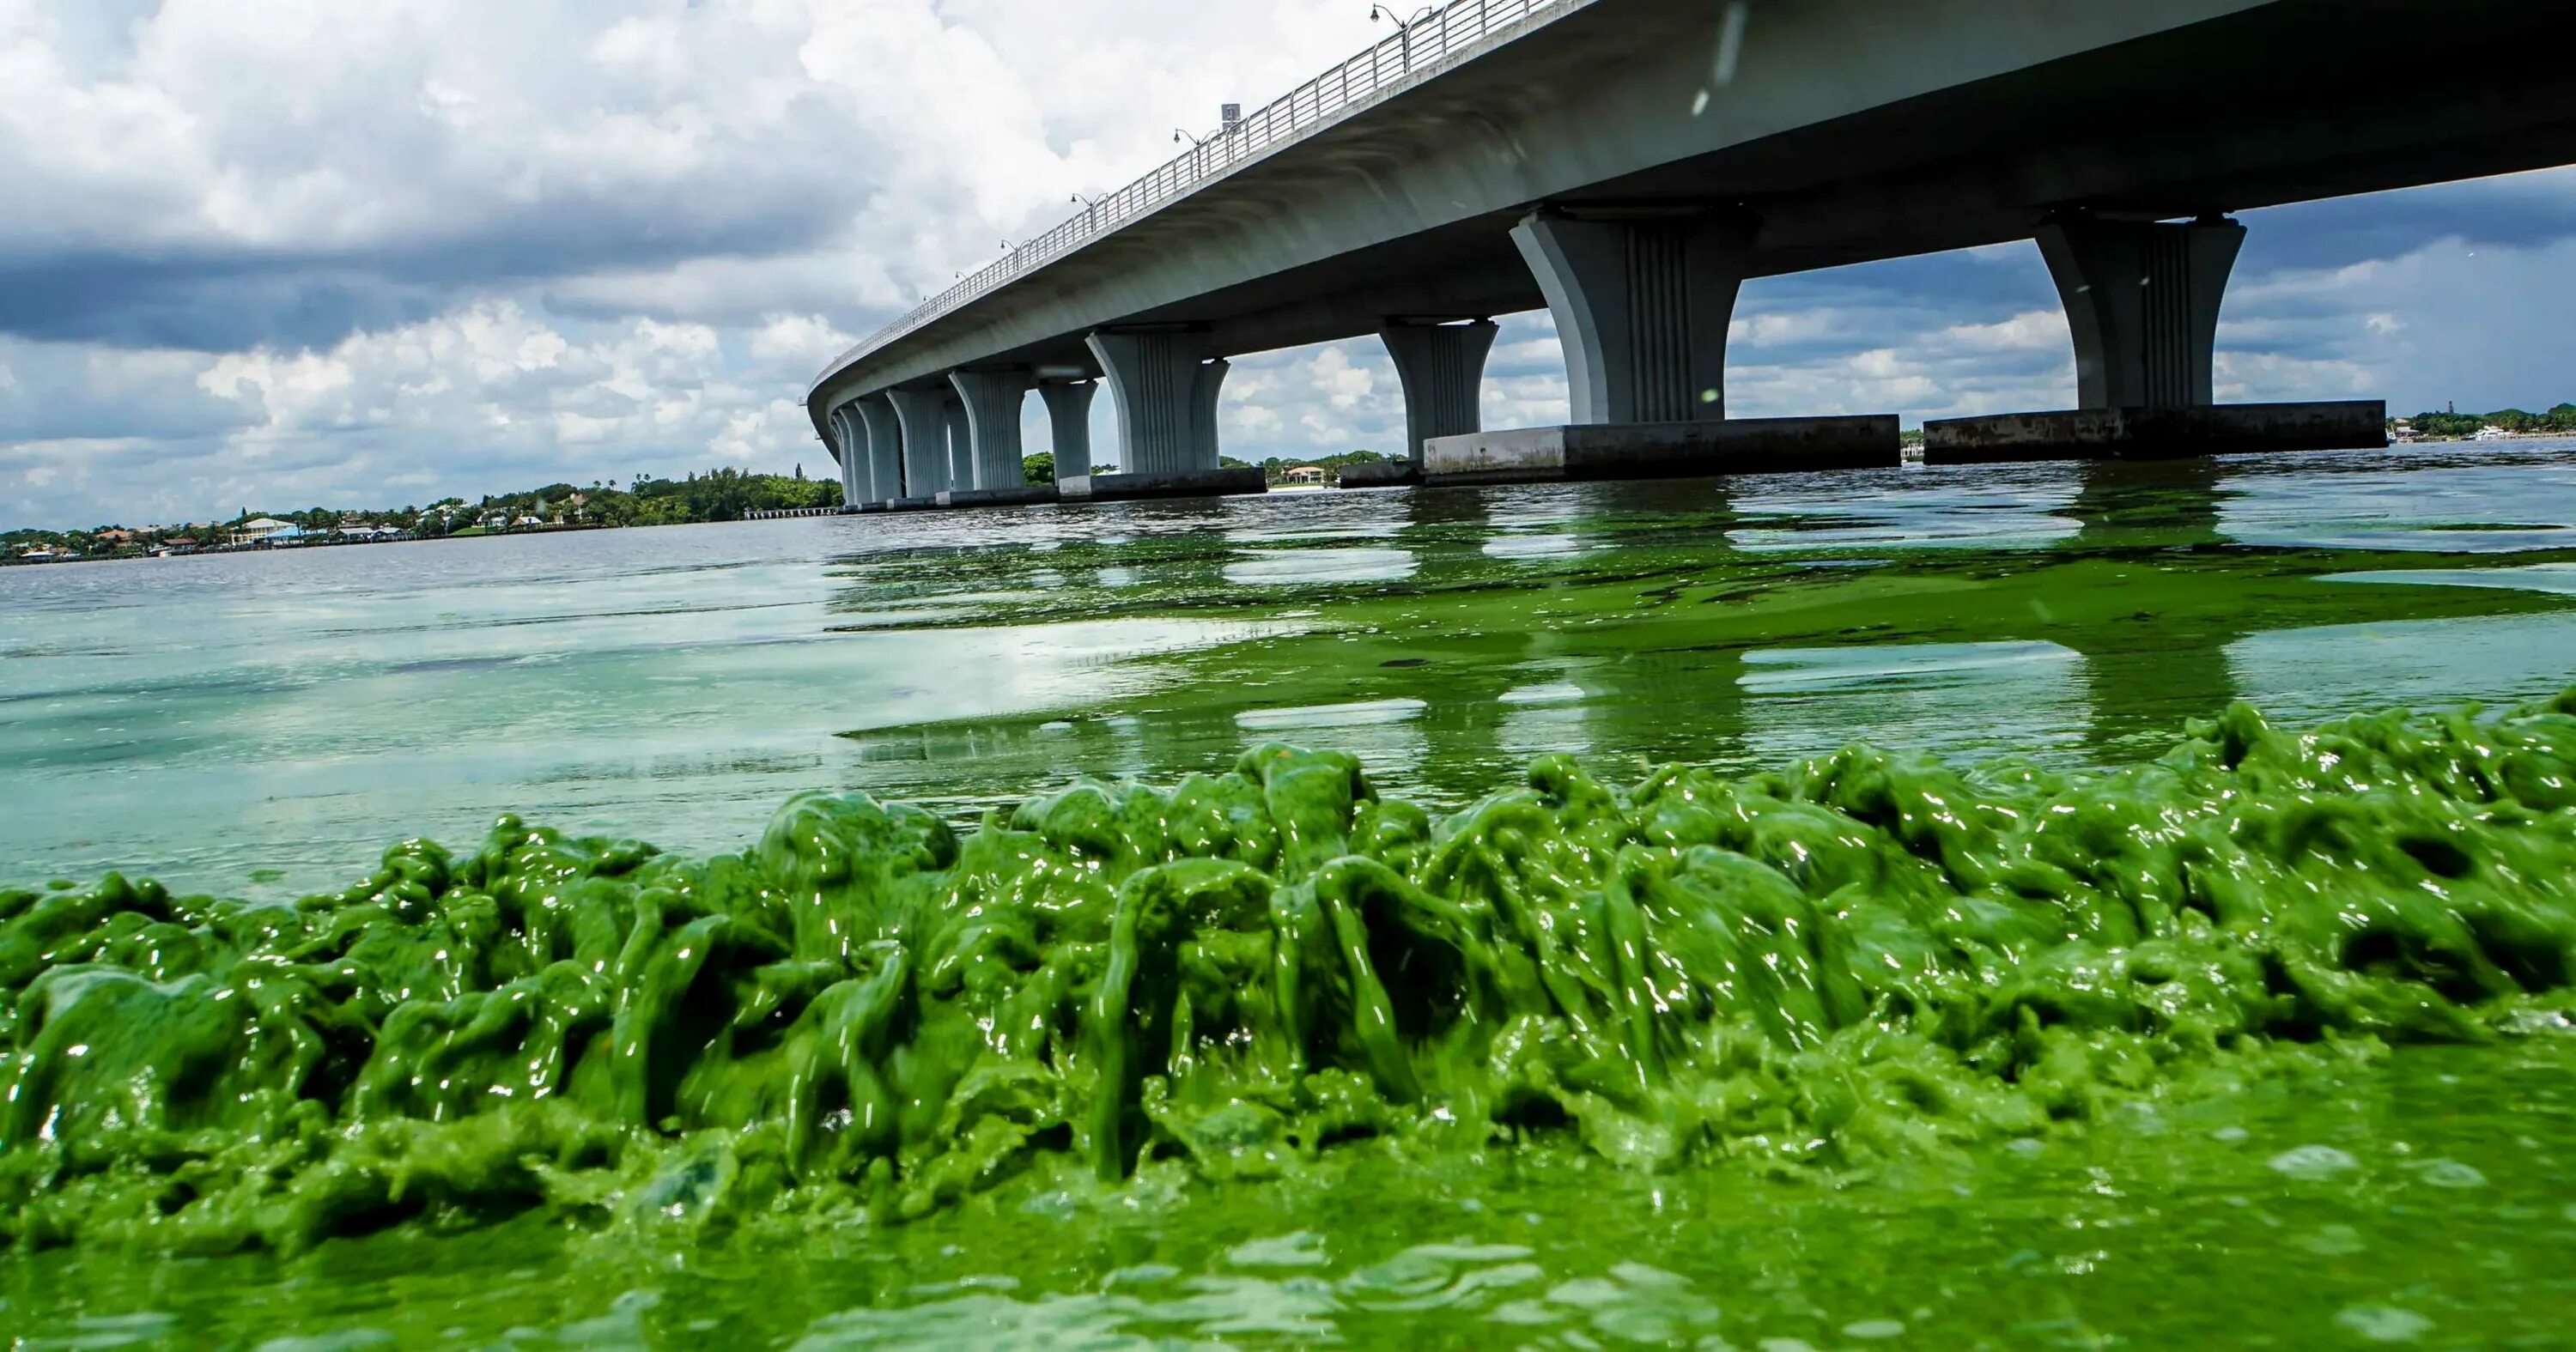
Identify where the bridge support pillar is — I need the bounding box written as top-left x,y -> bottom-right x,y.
1510,209 -> 1753,425
950,369 -> 1034,489
1085,330 -> 1230,474
1380,319 -> 1498,461
854,393 -> 903,503
2038,214 -> 2243,410
1040,379 -> 1098,479
887,388 -> 951,499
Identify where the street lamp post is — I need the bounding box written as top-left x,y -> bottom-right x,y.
1368,3 -> 1437,67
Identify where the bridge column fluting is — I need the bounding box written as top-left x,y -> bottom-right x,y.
886,388 -> 951,498
2037,214 -> 2244,409
1039,379 -> 1097,479
1188,359 -> 1230,471
1084,330 -> 1231,475
824,406 -> 849,504
949,369 -> 1036,490
829,405 -> 865,506
847,406 -> 873,505
1510,209 -> 1755,425
854,393 -> 903,504
939,392 -> 972,491
1379,319 -> 1499,462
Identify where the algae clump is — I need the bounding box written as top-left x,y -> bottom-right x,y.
6,692 -> 2576,1253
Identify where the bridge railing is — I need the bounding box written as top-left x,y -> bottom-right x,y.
815,0 -> 1584,394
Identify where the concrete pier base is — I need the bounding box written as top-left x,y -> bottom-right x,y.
1922,401 -> 2387,464
1421,416 -> 1900,484
1058,467 -> 1267,501
887,496 -> 940,512
935,485 -> 1060,508
1339,459 -> 1423,488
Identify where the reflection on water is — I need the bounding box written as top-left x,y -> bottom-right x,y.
1729,463 -> 2081,552
4,441 -> 2575,900
1224,546 -> 1418,585
1743,640 -> 2089,767
2221,444 -> 2576,552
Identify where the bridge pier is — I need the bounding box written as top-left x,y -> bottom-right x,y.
854,393 -> 903,506
1421,209 -> 1898,485
1084,330 -> 1234,474
887,388 -> 951,501
1511,209 -> 1752,424
1926,214 -> 2384,464
1351,319 -> 1499,487
950,369 -> 1034,490
1040,379 -> 1097,479
2044,214 -> 2243,411
1076,330 -> 1258,500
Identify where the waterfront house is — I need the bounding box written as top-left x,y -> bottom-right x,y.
229,517 -> 303,545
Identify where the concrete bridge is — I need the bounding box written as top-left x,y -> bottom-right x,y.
805,0 -> 2576,508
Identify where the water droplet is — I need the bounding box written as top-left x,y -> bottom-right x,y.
2269,1144 -> 2360,1179
1844,1318 -> 1907,1339
2212,1125 -> 2250,1143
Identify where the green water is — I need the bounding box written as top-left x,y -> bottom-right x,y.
6,444 -> 2576,1346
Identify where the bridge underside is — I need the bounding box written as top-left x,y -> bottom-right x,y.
812,0 -> 2576,501
832,0 -> 2576,396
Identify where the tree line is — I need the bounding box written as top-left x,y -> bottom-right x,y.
4,464 -> 843,557
2402,404 -> 2576,438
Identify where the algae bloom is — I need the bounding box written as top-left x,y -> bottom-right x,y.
5,692 -> 2576,1253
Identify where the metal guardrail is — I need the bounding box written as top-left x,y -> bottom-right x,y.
811,0 -> 1584,397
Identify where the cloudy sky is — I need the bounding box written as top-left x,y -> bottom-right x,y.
3,1 -> 2573,530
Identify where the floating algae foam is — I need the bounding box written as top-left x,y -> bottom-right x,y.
6,692 -> 2576,1258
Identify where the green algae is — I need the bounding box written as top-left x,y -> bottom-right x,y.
8,691 -> 2576,1258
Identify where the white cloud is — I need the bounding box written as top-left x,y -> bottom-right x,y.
748,313 -> 854,363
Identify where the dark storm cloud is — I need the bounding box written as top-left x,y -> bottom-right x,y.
2239,169 -> 2576,272
0,171 -> 855,352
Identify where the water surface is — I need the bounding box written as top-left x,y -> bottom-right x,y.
4,440 -> 2575,1346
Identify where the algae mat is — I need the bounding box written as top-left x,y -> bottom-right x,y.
8,694 -> 2576,1346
